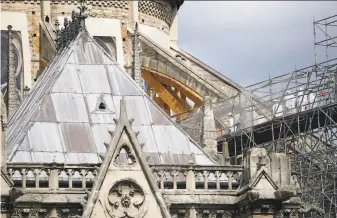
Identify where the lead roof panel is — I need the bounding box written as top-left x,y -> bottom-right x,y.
132,126 -> 159,153
52,93 -> 89,123
144,97 -> 171,125
78,65 -> 111,94
52,64 -> 82,93
66,152 -> 100,164
152,125 -> 192,154
11,151 -> 32,162
91,124 -> 116,154
60,123 -> 96,153
6,31 -> 216,166
32,152 -> 66,163
28,122 -> 64,152
105,65 -> 142,96
17,136 -> 30,151
32,95 -> 57,122
113,96 -> 151,126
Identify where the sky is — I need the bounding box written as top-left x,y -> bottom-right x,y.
178,1 -> 337,87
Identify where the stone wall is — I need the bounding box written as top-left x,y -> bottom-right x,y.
138,0 -> 176,34
1,0 -> 178,84
1,1 -> 41,81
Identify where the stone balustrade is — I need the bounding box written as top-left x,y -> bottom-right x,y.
7,163 -> 243,193
151,165 -> 243,191
7,163 -> 98,190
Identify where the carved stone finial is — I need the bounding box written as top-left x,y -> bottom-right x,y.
78,0 -> 88,29
23,86 -> 30,99
54,4 -> 87,52
247,190 -> 260,202
132,22 -> 144,89
7,24 -> 19,120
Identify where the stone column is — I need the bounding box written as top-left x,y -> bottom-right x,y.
41,0 -> 51,23
48,168 -> 59,190
200,96 -> 218,155
7,25 -> 19,120
189,206 -> 197,218
129,1 -> 139,24
186,165 -> 195,192
269,153 -> 291,187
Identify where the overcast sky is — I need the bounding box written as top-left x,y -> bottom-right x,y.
178,1 -> 337,87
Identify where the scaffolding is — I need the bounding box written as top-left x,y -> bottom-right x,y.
314,14 -> 337,63
179,14 -> 337,216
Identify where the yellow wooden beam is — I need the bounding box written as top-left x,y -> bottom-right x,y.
146,87 -> 151,96
153,97 -> 171,116
166,86 -> 192,112
143,70 -> 190,118
142,67 -> 203,105
163,103 -> 171,116
153,97 -> 164,107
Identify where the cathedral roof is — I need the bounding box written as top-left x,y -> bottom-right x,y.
5,30 -> 216,166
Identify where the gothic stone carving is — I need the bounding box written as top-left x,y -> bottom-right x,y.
114,144 -> 136,166
195,209 -> 232,218
104,180 -> 147,218
276,209 -> 299,218
247,190 -> 260,202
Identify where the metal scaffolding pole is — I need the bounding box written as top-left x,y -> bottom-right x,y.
179,14 -> 337,217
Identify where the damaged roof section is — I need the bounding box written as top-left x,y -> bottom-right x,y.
6,30 -> 216,166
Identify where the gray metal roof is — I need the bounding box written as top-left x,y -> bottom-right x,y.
6,31 -> 216,165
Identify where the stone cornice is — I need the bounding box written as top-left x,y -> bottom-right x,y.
1,168 -> 14,188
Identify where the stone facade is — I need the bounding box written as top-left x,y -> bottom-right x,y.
0,1 -> 311,217
0,0 -> 179,82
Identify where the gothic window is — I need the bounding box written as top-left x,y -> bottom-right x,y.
99,102 -> 106,110
93,36 -> 117,62
94,94 -> 111,112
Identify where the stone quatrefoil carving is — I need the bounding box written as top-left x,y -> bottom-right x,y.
114,145 -> 136,166
104,180 -> 147,218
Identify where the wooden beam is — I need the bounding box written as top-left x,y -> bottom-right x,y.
166,85 -> 192,112
153,97 -> 171,116
142,67 -> 203,105
143,70 -> 190,118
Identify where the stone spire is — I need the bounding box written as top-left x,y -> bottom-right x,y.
7,25 -> 19,120
132,22 -> 144,89
200,96 -> 218,155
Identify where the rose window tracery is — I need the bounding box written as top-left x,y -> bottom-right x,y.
104,180 -> 147,218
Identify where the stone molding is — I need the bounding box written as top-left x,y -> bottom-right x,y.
139,0 -> 173,27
